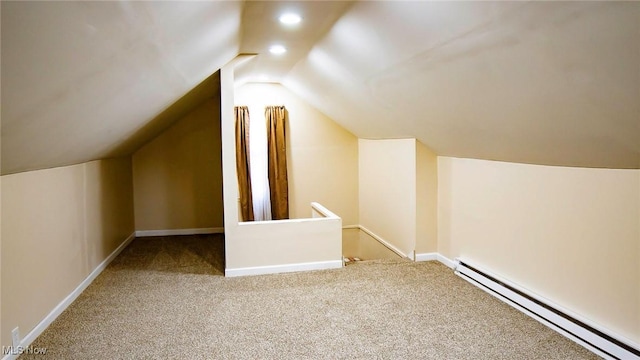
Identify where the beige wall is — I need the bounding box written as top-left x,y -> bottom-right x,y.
85,160 -> 135,265
357,138 -> 438,257
222,61 -> 343,271
343,228 -> 402,261
1,157 -> 134,348
234,83 -> 359,225
437,156 -> 640,343
227,216 -> 343,270
359,138 -> 416,257
132,99 -> 223,231
415,141 -> 438,253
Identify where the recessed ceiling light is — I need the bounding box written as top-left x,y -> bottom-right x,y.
279,13 -> 301,25
269,45 -> 287,55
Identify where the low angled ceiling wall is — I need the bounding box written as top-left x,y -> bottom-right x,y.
1,1 -> 240,174
2,1 -> 639,174
284,1 -> 640,169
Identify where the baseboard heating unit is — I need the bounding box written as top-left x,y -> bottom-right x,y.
454,259 -> 639,360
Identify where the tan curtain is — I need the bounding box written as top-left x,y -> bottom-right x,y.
265,106 -> 289,220
235,106 -> 254,221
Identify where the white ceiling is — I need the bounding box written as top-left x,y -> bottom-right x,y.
2,1 -> 639,174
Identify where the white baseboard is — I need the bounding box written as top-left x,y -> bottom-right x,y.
135,227 -> 224,237
436,254 -> 456,269
225,260 -> 343,277
1,232 -> 136,360
455,259 -> 640,360
414,252 -> 456,269
415,252 -> 437,262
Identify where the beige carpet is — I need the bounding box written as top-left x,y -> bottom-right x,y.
21,235 -> 599,359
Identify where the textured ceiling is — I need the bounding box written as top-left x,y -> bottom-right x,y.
2,1 -> 639,174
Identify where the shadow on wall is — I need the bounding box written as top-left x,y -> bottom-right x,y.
342,228 -> 401,261
31,157 -> 137,276
92,159 -> 135,265
131,72 -> 224,232
107,71 -> 221,158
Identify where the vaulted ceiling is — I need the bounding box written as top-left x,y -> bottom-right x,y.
2,1 -> 639,174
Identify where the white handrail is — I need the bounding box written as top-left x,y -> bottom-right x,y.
311,202 -> 339,219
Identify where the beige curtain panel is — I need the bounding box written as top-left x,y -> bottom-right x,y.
265,105 -> 289,220
235,106 -> 254,221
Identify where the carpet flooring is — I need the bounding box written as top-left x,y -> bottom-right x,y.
21,235 -> 599,359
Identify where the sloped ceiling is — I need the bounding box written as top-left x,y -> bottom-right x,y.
235,1 -> 352,85
1,1 -> 240,174
284,1 -> 640,169
2,1 -> 639,174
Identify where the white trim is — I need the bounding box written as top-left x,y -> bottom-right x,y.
415,252 -> 437,262
436,254 -> 456,269
455,258 -> 640,360
358,225 -> 408,259
1,232 -> 136,360
310,202 -> 340,219
135,227 -> 224,237
414,253 -> 456,269
225,260 -> 343,277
